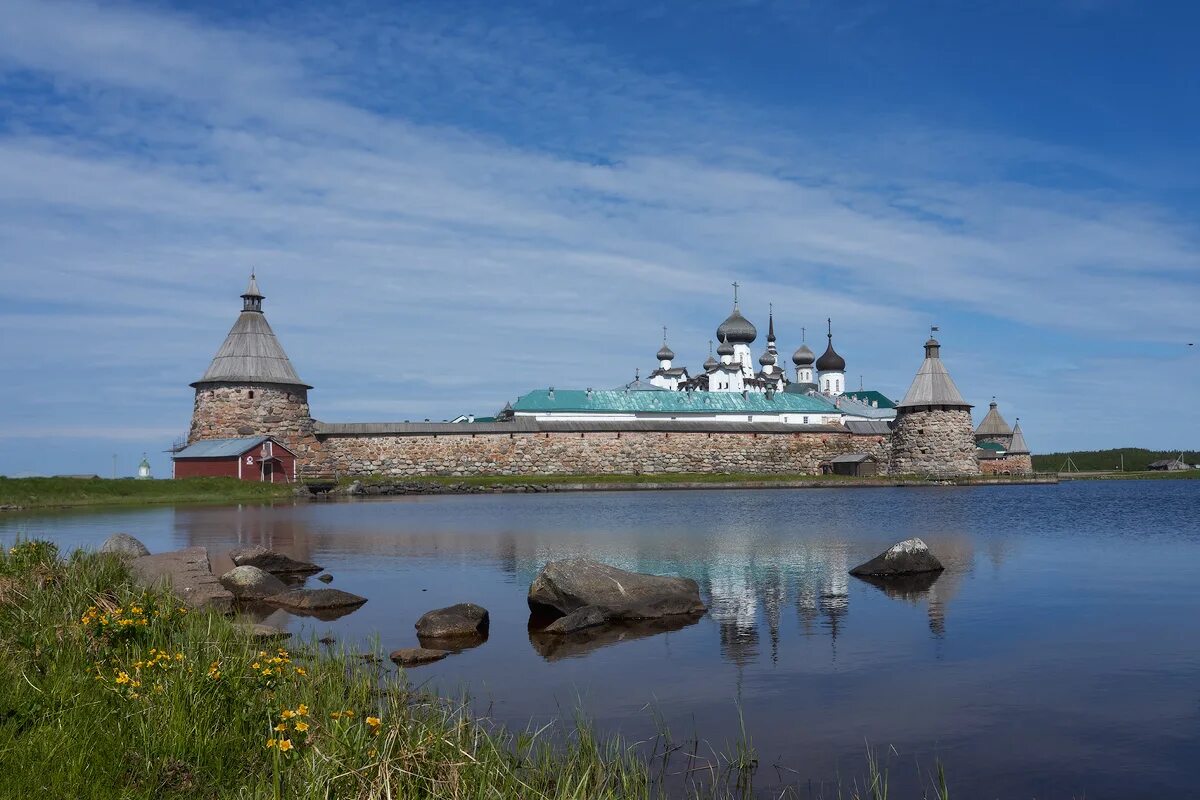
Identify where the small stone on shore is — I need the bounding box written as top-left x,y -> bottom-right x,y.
316,573 -> 333,583
229,545 -> 321,576
220,565 -> 287,600
99,533 -> 150,559
415,603 -> 489,639
389,647 -> 449,667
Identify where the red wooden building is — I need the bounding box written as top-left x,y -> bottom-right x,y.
172,436 -> 298,482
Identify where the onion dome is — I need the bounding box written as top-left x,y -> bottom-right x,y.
703,340 -> 718,371
717,335 -> 734,357
759,349 -> 776,367
656,343 -> 675,361
815,318 -> 845,372
792,343 -> 814,366
717,307 -> 757,344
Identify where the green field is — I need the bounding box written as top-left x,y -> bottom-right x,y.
0,477 -> 295,511
0,540 -> 946,799
1032,448 -> 1199,473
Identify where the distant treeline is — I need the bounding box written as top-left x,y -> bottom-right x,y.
1032,448 -> 1199,472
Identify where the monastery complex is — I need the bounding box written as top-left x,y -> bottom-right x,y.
174,277 -> 1033,481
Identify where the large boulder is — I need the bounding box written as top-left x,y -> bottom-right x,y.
849,537 -> 944,577
528,559 -> 706,620
229,545 -> 321,576
415,603 -> 489,639
389,647 -> 448,667
219,565 -> 287,600
129,547 -> 233,613
265,588 -> 367,620
99,533 -> 150,559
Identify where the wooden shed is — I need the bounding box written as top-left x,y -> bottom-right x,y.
172,436 -> 297,483
826,452 -> 879,477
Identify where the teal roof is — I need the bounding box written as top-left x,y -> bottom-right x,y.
512,389 -> 841,415
842,390 -> 896,409
976,441 -> 1007,453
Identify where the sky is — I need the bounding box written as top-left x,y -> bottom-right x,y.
1,0 -> 1198,476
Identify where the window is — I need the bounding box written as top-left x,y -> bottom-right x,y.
248,390 -> 255,399
747,415 -> 753,421
803,416 -> 809,424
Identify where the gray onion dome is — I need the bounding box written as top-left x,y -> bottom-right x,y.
656,343 -> 675,361
792,343 -> 814,366
716,308 -> 757,344
717,336 -> 735,356
759,350 -> 776,366
703,355 -> 718,371
816,337 -> 846,372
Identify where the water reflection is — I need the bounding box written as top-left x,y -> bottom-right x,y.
529,614 -> 702,661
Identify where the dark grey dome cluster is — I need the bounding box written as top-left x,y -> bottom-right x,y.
716,308 -> 757,344
792,343 -> 814,366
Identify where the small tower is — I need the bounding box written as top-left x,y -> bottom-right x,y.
792,326 -> 815,386
1005,419 -> 1034,474
649,327 -> 686,390
816,319 -> 846,396
189,274 -> 315,456
889,330 -> 980,477
136,454 -> 152,480
974,398 -> 1014,449
716,282 -> 757,378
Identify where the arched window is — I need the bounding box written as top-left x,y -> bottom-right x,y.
248,390 -> 255,399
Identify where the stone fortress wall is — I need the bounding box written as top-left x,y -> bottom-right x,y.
189,383 -> 315,457
888,408 -> 982,478
310,427 -> 893,478
978,453 -> 1033,475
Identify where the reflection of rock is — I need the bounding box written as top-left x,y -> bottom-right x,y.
100,533 -> 150,559
417,632 -> 487,653
265,588 -> 366,621
543,606 -> 607,634
234,621 -> 292,641
317,573 -> 334,583
229,545 -> 321,576
389,647 -> 448,666
415,603 -> 489,638
220,565 -> 287,600
853,570 -> 942,601
528,614 -> 702,661
849,538 -> 944,577
528,559 -> 706,619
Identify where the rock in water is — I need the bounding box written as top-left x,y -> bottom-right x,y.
234,622 -> 292,641
229,545 -> 321,575
99,533 -> 150,559
266,588 -> 367,613
389,647 -> 448,667
849,537 -> 945,577
316,573 -> 334,583
528,559 -> 706,620
415,603 -> 490,638
219,565 -> 287,600
129,547 -> 233,613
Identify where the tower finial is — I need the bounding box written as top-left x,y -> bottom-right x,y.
662,325 -> 668,343
801,325 -> 806,343
732,281 -> 740,307
242,271 -> 264,312
827,317 -> 832,339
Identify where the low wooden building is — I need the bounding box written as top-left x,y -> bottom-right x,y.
172,436 -> 297,482
823,452 -> 879,477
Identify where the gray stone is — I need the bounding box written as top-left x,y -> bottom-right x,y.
129,547 -> 233,613
229,545 -> 321,575
528,559 -> 706,620
389,647 -> 449,667
543,605 -> 607,634
219,565 -> 287,600
415,603 -> 489,639
99,533 -> 150,559
265,588 -> 367,613
316,573 -> 334,583
235,622 -> 292,641
849,537 -> 945,577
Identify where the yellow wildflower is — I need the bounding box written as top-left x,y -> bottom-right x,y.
115,672 -> 131,685
274,723 -> 288,732
251,662 -> 261,670
277,739 -> 293,752
366,716 -> 381,735
266,739 -> 276,749
295,704 -> 309,716
294,667 -> 306,676
280,709 -> 296,720
293,721 -> 309,732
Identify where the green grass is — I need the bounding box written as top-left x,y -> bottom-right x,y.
0,476 -> 295,511
345,471 -> 866,487
0,541 -> 953,799
1032,448 -> 1199,473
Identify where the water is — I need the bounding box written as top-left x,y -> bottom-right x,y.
3,480 -> 1199,798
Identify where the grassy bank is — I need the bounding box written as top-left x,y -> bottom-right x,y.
0,541 -> 948,799
1032,448 -> 1198,473
0,476 -> 295,511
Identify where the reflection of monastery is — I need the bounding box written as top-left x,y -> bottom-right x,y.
176,277 -> 1033,479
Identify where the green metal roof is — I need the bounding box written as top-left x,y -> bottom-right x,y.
976,441 -> 1007,452
512,389 -> 842,415
841,390 -> 897,409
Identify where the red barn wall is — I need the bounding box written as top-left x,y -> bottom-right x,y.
173,457 -> 241,479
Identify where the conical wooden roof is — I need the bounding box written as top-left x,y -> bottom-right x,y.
975,401 -> 1013,436
1008,422 -> 1030,454
896,338 -> 971,410
192,279 -> 310,389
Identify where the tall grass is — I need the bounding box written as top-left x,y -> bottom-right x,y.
0,540 -> 953,798
0,476 -> 295,511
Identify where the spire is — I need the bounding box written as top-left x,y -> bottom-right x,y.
242,271 -> 264,312
767,304 -> 776,343
815,318 -> 846,372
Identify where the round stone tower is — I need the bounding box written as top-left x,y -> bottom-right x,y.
188,275 -> 316,457
889,334 -> 980,477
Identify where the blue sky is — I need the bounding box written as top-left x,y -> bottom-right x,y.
1,0 -> 1198,476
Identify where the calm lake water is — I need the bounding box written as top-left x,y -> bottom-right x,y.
4,480 -> 1199,798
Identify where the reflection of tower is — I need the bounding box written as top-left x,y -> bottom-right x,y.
708,568 -> 759,668
819,544 -> 850,660
760,566 -> 784,664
